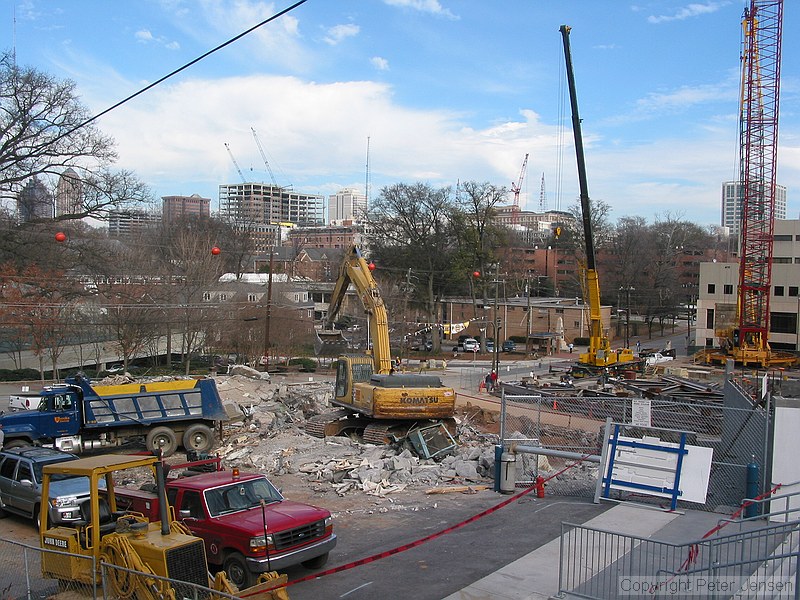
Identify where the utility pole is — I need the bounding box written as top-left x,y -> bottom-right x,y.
493,263 -> 501,374
263,251 -> 274,369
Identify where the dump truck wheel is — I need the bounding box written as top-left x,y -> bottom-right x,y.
146,426 -> 177,457
182,424 -> 214,453
223,552 -> 254,590
4,440 -> 30,450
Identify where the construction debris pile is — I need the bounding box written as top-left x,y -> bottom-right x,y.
213,376 -> 500,496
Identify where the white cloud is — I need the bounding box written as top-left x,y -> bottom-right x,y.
134,28 -> 180,50
181,0 -> 309,72
135,30 -> 155,43
324,23 -> 360,46
370,56 -> 389,71
383,0 -> 457,19
647,2 -> 729,24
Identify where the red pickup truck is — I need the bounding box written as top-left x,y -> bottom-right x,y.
116,469 -> 336,589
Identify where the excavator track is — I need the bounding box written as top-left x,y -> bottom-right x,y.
305,409 -> 353,438
362,422 -> 396,445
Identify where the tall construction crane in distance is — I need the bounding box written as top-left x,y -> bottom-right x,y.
538,173 -> 547,212
251,127 -> 280,189
510,153 -> 529,225
224,142 -> 246,183
698,0 -> 793,368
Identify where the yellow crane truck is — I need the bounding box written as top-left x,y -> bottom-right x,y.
310,245 -> 457,458
560,25 -> 638,377
39,453 -> 289,599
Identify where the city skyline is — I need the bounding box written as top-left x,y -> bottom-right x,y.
7,1 -> 800,227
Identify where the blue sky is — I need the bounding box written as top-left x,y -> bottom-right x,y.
6,0 -> 800,227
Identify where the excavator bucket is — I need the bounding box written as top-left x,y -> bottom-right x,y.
314,329 -> 350,356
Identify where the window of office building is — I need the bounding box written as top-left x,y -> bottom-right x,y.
770,312 -> 797,335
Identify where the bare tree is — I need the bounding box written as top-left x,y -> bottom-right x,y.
0,53 -> 116,208
368,183 -> 459,348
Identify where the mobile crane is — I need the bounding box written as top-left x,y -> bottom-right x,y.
309,245 -> 457,457
559,25 -> 638,376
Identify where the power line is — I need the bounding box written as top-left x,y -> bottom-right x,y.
64,0 -> 309,137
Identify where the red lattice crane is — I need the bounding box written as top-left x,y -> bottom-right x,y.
702,0 -> 793,367
510,153 -> 528,224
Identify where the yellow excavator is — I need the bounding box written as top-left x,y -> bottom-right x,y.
560,25 -> 638,377
310,245 -> 457,458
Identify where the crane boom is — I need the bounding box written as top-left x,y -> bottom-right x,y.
510,154 -> 528,224
251,127 -> 279,189
560,24 -> 636,372
223,142 -> 246,183
737,0 -> 782,355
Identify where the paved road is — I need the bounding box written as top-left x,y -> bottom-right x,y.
269,493 -> 608,600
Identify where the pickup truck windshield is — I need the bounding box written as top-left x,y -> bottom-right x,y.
204,478 -> 283,517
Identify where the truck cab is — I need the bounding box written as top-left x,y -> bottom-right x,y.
117,468 -> 336,590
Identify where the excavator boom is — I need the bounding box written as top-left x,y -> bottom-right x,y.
315,246 -> 392,373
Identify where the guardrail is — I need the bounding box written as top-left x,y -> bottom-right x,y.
557,519 -> 800,599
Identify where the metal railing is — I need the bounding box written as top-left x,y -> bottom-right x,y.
557,519 -> 800,599
0,537 -> 261,600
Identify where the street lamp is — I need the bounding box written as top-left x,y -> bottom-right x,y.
619,286 -> 635,348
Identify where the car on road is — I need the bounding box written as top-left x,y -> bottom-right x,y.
0,447 -> 91,528
462,338 -> 479,352
502,340 -> 517,352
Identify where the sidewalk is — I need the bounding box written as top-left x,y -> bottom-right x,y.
443,503 -> 726,600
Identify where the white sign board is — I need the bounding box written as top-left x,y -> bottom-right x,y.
630,399 -> 652,427
603,434 -> 713,505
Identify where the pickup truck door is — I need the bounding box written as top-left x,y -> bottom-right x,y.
50,392 -> 80,436
173,490 -> 222,564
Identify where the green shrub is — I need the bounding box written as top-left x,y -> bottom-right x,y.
0,368 -> 40,381
288,357 -> 317,372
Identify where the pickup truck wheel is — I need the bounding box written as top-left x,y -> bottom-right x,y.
146,426 -> 177,457
301,552 -> 329,569
182,424 -> 214,453
223,552 -> 254,590
33,504 -> 41,529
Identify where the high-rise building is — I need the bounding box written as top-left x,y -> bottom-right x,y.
162,194 -> 211,222
721,181 -> 787,234
108,209 -> 161,238
219,183 -> 324,252
328,188 -> 367,223
55,168 -> 83,217
17,176 -> 53,222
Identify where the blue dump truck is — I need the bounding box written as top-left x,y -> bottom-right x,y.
0,375 -> 227,457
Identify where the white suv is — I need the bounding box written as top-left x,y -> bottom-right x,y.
462,338 -> 479,352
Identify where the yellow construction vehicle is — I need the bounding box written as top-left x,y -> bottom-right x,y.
39,454 -> 289,599
311,245 -> 457,457
560,25 -> 638,377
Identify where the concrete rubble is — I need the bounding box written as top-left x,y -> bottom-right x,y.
212,375 -> 499,497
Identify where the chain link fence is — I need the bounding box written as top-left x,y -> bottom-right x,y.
0,538 -> 96,598
0,536 -> 283,600
499,384 -> 770,510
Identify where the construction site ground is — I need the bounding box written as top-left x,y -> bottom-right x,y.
0,338 -> 793,599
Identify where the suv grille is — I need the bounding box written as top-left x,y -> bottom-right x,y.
274,520 -> 326,550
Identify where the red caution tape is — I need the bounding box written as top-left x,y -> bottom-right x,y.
246,453 -> 595,596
